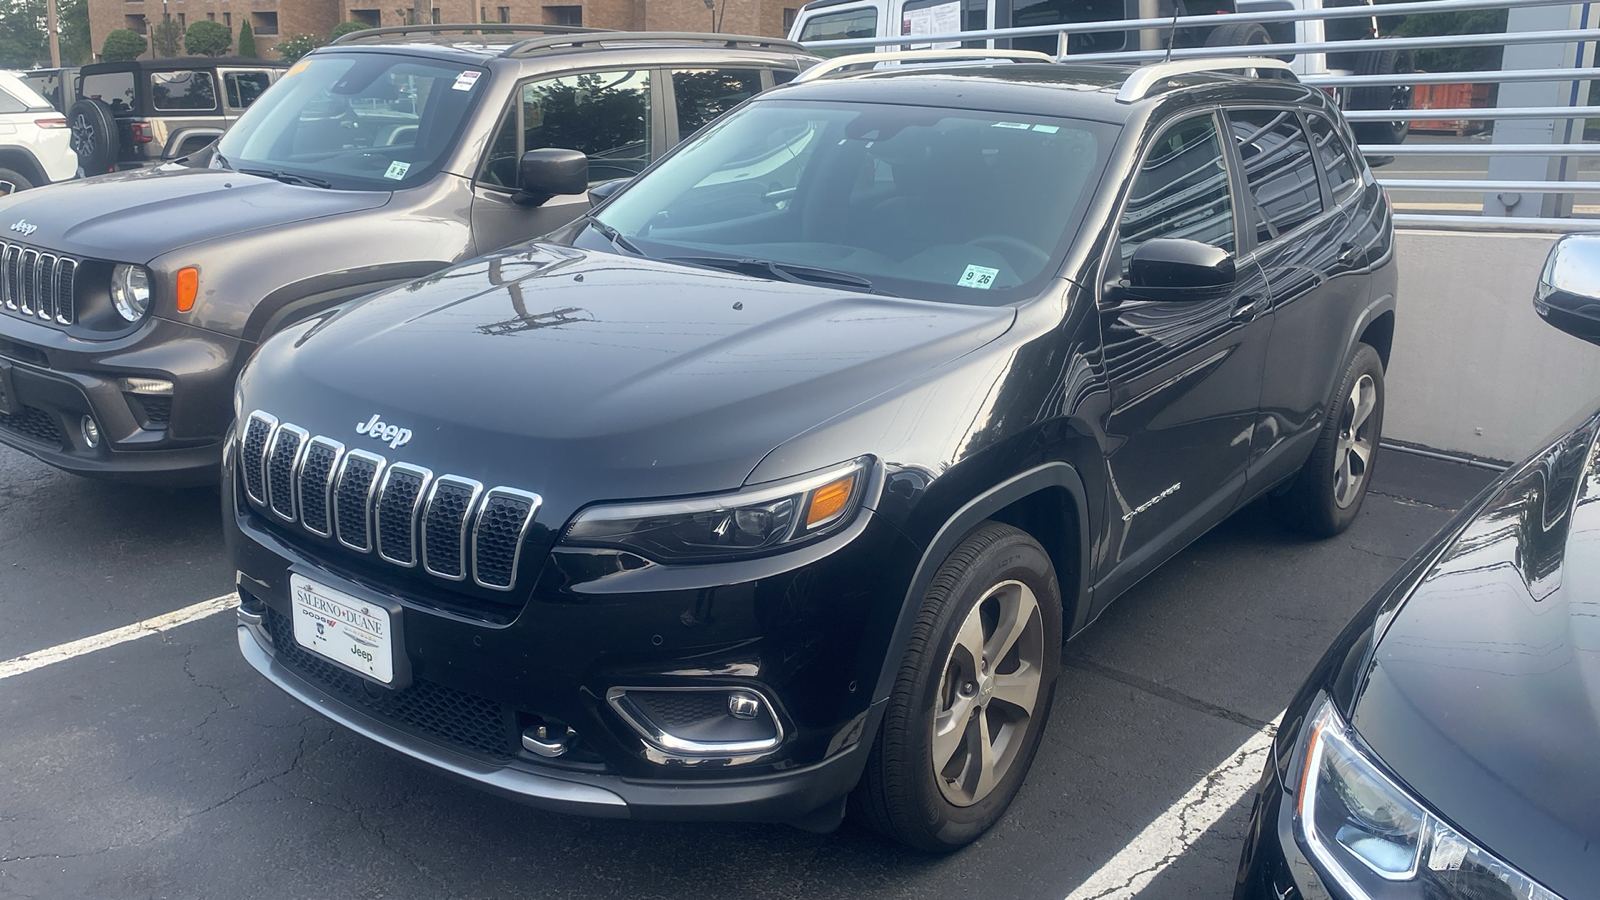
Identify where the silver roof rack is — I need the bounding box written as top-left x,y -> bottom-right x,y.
501,32 -> 806,58
1117,56 -> 1296,103
792,49 -> 1055,83
329,23 -> 600,46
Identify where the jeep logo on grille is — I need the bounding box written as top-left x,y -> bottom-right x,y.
9,219 -> 36,236
356,413 -> 412,449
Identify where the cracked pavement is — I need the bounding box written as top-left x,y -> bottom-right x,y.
0,443 -> 1494,900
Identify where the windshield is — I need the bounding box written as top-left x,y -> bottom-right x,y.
215,52 -> 486,191
593,98 -> 1113,305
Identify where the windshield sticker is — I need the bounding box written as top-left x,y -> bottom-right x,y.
1033,124 -> 1060,133
285,60 -> 310,78
992,122 -> 1031,130
958,264 -> 999,290
383,160 -> 411,180
453,71 -> 482,91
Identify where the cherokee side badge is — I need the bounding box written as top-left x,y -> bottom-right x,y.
356,413 -> 412,449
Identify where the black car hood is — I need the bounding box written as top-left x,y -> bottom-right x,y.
1350,406 -> 1600,898
0,167 -> 389,263
239,244 -> 1015,513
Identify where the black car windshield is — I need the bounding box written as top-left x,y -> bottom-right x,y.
215,52 -> 486,191
592,98 -> 1114,305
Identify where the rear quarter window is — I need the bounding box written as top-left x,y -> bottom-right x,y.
80,71 -> 137,114
151,71 -> 218,111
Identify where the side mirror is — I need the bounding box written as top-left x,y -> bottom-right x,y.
518,148 -> 588,200
1125,238 -> 1235,302
587,177 -> 629,206
1536,233 -> 1600,346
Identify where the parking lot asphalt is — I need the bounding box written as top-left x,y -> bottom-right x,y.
0,442 -> 1496,900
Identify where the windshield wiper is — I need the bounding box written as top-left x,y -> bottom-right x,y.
665,256 -> 892,296
211,151 -> 233,171
583,216 -> 644,256
239,167 -> 333,189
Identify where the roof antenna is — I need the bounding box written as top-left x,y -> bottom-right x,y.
1163,0 -> 1187,64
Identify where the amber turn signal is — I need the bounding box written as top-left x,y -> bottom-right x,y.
805,474 -> 857,530
175,267 -> 199,312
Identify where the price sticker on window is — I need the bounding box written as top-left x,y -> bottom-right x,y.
958,264 -> 999,290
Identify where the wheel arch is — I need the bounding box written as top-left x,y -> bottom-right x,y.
1359,307 -> 1395,370
0,147 -> 48,187
242,261 -> 452,343
869,462 -> 1092,707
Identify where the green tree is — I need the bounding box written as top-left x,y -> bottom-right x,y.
328,20 -> 370,41
274,33 -> 319,62
100,28 -> 147,61
184,19 -> 231,55
58,0 -> 91,63
150,16 -> 182,57
236,19 -> 257,57
1376,0 -> 1507,72
0,0 -> 48,68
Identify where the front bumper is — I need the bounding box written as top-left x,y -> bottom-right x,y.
1235,759 -> 1340,900
227,460 -> 922,825
0,314 -> 244,484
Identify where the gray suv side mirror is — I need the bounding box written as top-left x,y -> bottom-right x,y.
518,149 -> 588,200
1537,233 -> 1600,346
1125,238 -> 1236,302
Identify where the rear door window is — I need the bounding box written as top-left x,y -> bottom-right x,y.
1226,108 -> 1324,243
0,87 -> 30,114
796,8 -> 878,55
225,71 -> 273,109
1306,113 -> 1359,203
1119,112 -> 1236,274
672,69 -> 762,139
151,71 -> 218,111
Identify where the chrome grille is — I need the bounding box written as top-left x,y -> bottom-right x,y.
267,424 -> 308,522
375,463 -> 432,567
0,243 -> 78,325
240,411 -> 544,591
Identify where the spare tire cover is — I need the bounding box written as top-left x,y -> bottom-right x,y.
68,98 -> 120,176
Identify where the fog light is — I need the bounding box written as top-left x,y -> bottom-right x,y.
728,691 -> 761,720
121,377 -> 174,395
80,415 -> 100,448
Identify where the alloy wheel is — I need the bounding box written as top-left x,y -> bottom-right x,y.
1333,373 -> 1378,509
930,579 -> 1045,807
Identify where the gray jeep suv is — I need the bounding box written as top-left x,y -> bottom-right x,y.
0,25 -> 813,483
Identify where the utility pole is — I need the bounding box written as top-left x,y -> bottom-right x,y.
46,0 -> 61,66
412,0 -> 429,26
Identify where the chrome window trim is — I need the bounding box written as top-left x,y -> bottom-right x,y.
375,462 -> 433,568
241,410 -> 278,506
334,448 -> 387,554
296,436 -> 345,538
471,487 -> 542,591
421,475 -> 484,582
266,423 -> 310,523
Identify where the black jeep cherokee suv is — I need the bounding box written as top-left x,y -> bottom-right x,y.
227,52 -> 1397,851
0,26 -> 811,484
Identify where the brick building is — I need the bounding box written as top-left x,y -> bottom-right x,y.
88,0 -> 799,61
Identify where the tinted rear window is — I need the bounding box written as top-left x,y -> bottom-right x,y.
80,71 -> 137,114
151,71 -> 218,111
1228,108 -> 1323,243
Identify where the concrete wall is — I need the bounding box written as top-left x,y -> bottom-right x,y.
1386,229 -> 1600,463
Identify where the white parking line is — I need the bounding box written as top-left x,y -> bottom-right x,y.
1063,713 -> 1284,900
0,593 -> 237,682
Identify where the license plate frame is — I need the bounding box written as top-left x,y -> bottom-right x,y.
288,571 -> 410,689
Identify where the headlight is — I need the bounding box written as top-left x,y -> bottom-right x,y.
110,264 -> 151,322
1298,698 -> 1560,900
562,457 -> 871,563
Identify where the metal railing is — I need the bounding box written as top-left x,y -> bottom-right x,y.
799,0 -> 1600,231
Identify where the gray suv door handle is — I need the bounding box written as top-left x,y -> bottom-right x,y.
1231,295 -> 1268,321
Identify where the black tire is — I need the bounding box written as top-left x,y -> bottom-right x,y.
1274,343 -> 1385,537
68,98 -> 119,176
1350,49 -> 1414,145
1203,22 -> 1273,48
851,521 -> 1062,853
0,167 -> 34,197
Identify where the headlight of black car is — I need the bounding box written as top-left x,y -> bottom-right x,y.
1298,697 -> 1560,900
110,263 -> 151,322
562,457 -> 871,564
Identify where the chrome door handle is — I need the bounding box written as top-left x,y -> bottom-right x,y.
1231,295 -> 1267,321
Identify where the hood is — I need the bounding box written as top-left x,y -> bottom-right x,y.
1350,406 -> 1600,899
237,244 -> 1015,519
0,167 -> 390,263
